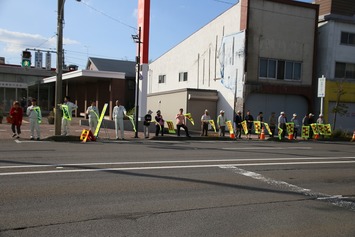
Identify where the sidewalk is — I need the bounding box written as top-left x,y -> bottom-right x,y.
0,117 -> 262,142
0,117 -> 136,141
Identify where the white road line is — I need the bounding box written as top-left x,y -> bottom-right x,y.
14,140 -> 48,144
222,147 -> 312,150
1,156 -> 355,169
0,160 -> 355,176
220,165 -> 355,211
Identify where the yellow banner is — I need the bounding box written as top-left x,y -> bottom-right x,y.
241,120 -> 248,134
34,106 -> 42,124
94,103 -> 108,137
278,127 -> 283,140
318,124 -> 325,135
209,120 -> 216,132
253,121 -> 261,134
61,104 -> 71,121
263,122 -> 272,135
301,126 -> 310,139
286,122 -> 294,135
324,124 -> 332,136
226,120 -> 234,134
127,115 -> 136,133
310,123 -> 319,135
166,120 -> 175,134
184,113 -> 195,126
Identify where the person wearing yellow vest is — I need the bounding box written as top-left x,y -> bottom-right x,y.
86,101 -> 99,132
58,96 -> 78,136
26,98 -> 42,140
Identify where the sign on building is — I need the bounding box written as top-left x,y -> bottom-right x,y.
318,75 -> 326,98
45,52 -> 51,70
35,51 -> 43,68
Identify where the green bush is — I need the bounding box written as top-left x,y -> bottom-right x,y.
331,129 -> 351,139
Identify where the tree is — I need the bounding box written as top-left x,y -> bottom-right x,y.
331,80 -> 348,130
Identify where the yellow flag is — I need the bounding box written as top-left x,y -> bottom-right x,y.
324,124 -> 332,136
318,124 -> 325,135
34,106 -> 42,124
209,120 -> 216,132
94,103 -> 108,137
241,120 -> 248,134
253,121 -> 261,134
127,115 -> 136,133
310,123 -> 319,135
278,127 -> 283,140
61,104 -> 71,121
184,113 -> 195,125
286,122 -> 294,135
166,120 -> 176,133
301,126 -> 310,139
263,122 -> 272,135
226,120 -> 234,134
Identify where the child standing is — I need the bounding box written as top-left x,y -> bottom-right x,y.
27,98 -> 42,140
9,101 -> 23,139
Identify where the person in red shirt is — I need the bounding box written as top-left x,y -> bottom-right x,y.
9,101 -> 23,139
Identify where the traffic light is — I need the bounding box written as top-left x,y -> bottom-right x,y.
22,51 -> 32,67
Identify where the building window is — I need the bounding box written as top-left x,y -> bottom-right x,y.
335,62 -> 355,79
340,32 -> 355,46
259,58 -> 301,80
158,75 -> 166,84
179,72 -> 188,82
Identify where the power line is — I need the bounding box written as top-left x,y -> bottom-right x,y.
213,0 -> 236,5
35,34 -> 56,48
78,1 -> 137,31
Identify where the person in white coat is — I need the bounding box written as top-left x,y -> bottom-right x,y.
26,98 -> 42,140
217,110 -> 227,137
113,100 -> 126,140
58,96 -> 78,136
86,101 -> 99,133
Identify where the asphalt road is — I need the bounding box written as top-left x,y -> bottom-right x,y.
0,139 -> 354,237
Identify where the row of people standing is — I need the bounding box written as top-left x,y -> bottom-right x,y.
235,110 -> 325,139
145,108 -> 191,138
146,108 -> 227,138
8,99 -> 42,140
7,96 -> 78,140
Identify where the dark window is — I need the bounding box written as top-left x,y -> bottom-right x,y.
335,62 -> 355,79
179,72 -> 188,82
158,75 -> 166,84
259,58 -> 301,80
341,32 -> 355,45
277,60 -> 285,80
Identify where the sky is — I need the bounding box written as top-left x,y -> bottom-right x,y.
0,0 -> 312,69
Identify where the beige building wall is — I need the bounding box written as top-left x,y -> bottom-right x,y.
246,0 -> 317,86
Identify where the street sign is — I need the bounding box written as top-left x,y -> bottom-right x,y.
318,75 -> 326,98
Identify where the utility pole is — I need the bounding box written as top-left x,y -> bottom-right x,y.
132,27 -> 142,138
55,0 -> 64,135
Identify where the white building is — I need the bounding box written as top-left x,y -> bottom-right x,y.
147,0 -> 319,130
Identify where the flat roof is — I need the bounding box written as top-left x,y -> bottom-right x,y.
42,69 -> 126,84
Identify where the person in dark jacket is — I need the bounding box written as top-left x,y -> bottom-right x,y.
245,110 -> 254,140
155,110 -> 164,136
235,111 -> 243,139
